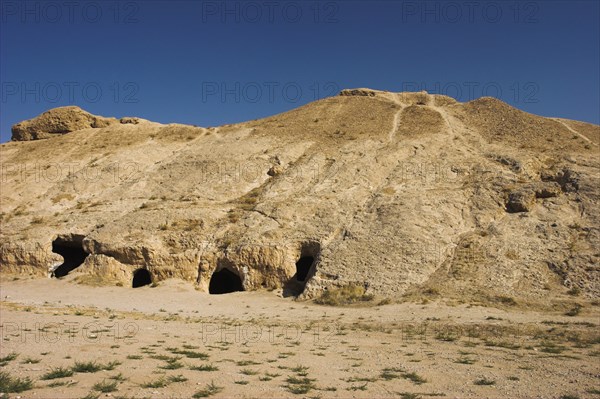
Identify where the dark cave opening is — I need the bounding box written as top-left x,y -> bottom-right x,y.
209,268 -> 243,294
51,236 -> 88,278
132,269 -> 152,288
295,256 -> 314,282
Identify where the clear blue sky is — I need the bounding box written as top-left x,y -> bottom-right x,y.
1,0 -> 599,142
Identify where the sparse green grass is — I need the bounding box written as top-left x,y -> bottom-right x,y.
92,379 -> 118,393
474,378 -> 496,386
381,367 -> 403,380
160,361 -> 184,370
72,361 -> 103,373
234,380 -> 249,385
398,393 -> 421,399
540,343 -> 567,354
0,371 -> 34,393
126,355 -> 143,360
240,368 -> 259,376
170,349 -> 209,359
435,332 -> 458,342
168,374 -> 188,383
402,372 -> 427,385
190,364 -> 219,371
484,340 -> 521,350
140,377 -> 169,388
109,373 -> 127,382
47,380 -> 76,388
347,382 -> 369,391
193,381 -> 223,398
455,357 -> 476,364
41,367 -> 74,380
0,353 -> 18,367
236,360 -> 261,366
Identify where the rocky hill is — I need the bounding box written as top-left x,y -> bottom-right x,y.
1,89 -> 598,306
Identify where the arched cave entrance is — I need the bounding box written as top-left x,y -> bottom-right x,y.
283,242 -> 320,298
209,268 -> 243,294
132,269 -> 152,288
295,256 -> 314,282
51,235 -> 88,278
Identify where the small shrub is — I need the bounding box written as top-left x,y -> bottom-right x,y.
140,378 -> 168,388
193,381 -> 223,398
72,361 -> 103,373
0,371 -> 34,393
190,364 -> 219,372
168,374 -> 188,383
474,378 -> 496,385
315,284 -> 373,306
92,380 -> 118,393
41,367 -> 74,380
565,304 -> 583,316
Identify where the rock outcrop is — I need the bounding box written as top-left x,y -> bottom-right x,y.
1,89 -> 598,305
10,106 -> 120,141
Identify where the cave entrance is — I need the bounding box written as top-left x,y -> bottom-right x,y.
209,268 -> 243,294
132,269 -> 152,288
283,242 -> 320,298
295,256 -> 314,282
51,235 -> 88,278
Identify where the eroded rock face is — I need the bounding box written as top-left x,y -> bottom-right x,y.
1,89 -> 599,304
11,106 -> 118,141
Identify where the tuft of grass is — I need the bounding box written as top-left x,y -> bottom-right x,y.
455,357 -> 476,364
0,371 -> 34,393
140,378 -> 169,388
159,359 -> 184,370
240,368 -> 259,376
234,380 -> 249,385
126,355 -> 143,360
0,353 -> 18,367
314,284 -> 373,306
236,360 -> 261,366
41,367 -> 74,380
402,372 -> 427,385
168,374 -> 188,383
540,342 -> 567,354
284,375 -> 317,394
190,364 -> 219,372
399,393 -> 422,399
380,367 -> 403,380
474,378 -> 496,386
193,381 -> 223,398
92,379 -> 118,393
72,361 -> 103,373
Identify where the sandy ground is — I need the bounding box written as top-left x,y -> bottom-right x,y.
0,277 -> 599,399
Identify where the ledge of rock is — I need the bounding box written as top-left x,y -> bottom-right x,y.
11,106 -> 119,141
